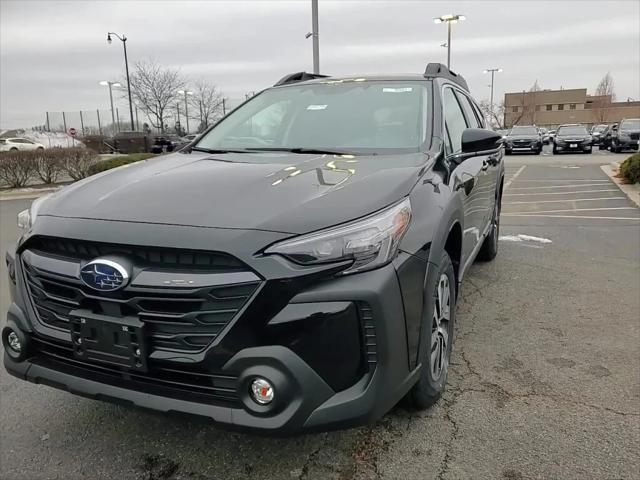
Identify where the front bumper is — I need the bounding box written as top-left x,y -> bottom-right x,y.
4,236 -> 424,434
554,141 -> 592,152
615,137 -> 640,150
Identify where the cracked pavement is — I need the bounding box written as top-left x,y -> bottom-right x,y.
1,150 -> 639,479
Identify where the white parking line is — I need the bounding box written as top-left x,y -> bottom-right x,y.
503,214 -> 640,221
504,189 -> 619,196
503,207 -> 638,215
512,179 -> 611,183
508,183 -> 616,190
504,166 -> 526,190
505,197 -> 626,205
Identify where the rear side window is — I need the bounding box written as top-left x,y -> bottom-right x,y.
457,93 -> 482,129
442,88 -> 469,155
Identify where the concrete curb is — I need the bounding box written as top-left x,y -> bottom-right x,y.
601,163 -> 640,208
0,185 -> 64,201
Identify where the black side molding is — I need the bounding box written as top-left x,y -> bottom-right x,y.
423,63 -> 469,91
274,72 -> 330,87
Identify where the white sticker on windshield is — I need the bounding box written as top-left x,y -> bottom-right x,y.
307,104 -> 328,110
383,87 -> 413,93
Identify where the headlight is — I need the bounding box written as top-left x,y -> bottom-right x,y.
17,194 -> 51,232
265,198 -> 412,275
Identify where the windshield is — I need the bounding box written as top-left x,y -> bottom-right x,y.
196,81 -> 428,154
592,125 -> 607,133
557,125 -> 588,135
509,126 -> 538,135
620,119 -> 640,130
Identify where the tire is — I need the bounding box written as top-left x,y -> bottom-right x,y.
552,145 -> 558,155
407,251 -> 456,410
477,192 -> 501,262
37,147 -> 44,150
535,148 -> 542,155
10,147 -> 18,151
585,148 -> 592,154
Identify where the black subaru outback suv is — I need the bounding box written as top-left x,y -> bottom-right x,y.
4,64 -> 504,434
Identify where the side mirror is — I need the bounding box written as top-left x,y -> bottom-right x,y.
461,128 -> 503,155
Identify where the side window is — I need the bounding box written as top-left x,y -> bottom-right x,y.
471,101 -> 487,128
457,93 -> 482,129
442,88 -> 469,155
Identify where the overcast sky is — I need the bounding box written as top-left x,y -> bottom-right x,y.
1,0 -> 639,129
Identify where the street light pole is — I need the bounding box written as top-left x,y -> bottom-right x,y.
483,68 -> 503,116
434,14 -> 466,69
107,32 -> 135,131
305,0 -> 320,74
178,90 -> 193,134
99,81 -> 122,132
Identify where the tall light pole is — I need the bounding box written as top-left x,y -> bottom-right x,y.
177,90 -> 193,134
305,0 -> 320,74
99,81 -> 122,131
434,14 -> 466,69
107,32 -> 135,131
483,68 -> 502,118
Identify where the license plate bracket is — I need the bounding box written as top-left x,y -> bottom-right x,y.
69,310 -> 148,372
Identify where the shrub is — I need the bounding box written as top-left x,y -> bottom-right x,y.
33,149 -> 65,184
61,148 -> 99,180
619,153 -> 640,184
88,153 -> 157,176
0,151 -> 37,188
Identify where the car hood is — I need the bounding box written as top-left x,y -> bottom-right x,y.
556,134 -> 590,140
39,151 -> 425,234
507,135 -> 539,140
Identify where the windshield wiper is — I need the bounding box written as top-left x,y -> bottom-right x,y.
244,147 -> 358,156
191,147 -> 251,154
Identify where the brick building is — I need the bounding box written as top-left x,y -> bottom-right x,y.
503,88 -> 640,129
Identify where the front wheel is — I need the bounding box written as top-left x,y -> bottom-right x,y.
407,252 -> 456,409
552,145 -> 558,155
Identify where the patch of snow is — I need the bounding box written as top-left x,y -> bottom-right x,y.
499,234 -> 553,244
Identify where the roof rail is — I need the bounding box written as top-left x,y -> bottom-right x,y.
423,63 -> 469,91
274,71 -> 330,87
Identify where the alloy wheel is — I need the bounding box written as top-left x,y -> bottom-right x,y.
431,273 -> 451,380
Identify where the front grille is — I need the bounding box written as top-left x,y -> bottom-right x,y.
21,239 -> 261,354
30,335 -> 240,406
29,237 -> 245,272
629,133 -> 639,141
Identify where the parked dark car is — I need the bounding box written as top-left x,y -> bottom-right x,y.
590,124 -> 608,148
610,118 -> 640,153
504,125 -> 543,155
552,124 -> 593,154
150,134 -> 184,154
4,64 -> 504,435
600,124 -> 618,150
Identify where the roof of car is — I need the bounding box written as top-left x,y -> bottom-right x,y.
273,64 -> 469,90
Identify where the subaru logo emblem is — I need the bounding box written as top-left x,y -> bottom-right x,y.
80,259 -> 129,292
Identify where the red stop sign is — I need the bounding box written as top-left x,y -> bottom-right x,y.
68,127 -> 77,137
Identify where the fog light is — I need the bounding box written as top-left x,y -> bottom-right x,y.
250,377 -> 274,405
7,331 -> 21,353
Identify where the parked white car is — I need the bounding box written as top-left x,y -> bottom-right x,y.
0,137 -> 45,152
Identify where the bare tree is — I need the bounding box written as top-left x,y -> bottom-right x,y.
592,72 -> 616,123
595,72 -> 615,99
189,79 -> 224,133
128,60 -> 185,133
479,100 -> 506,129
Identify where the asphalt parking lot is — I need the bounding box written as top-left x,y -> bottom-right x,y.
1,146 -> 638,480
